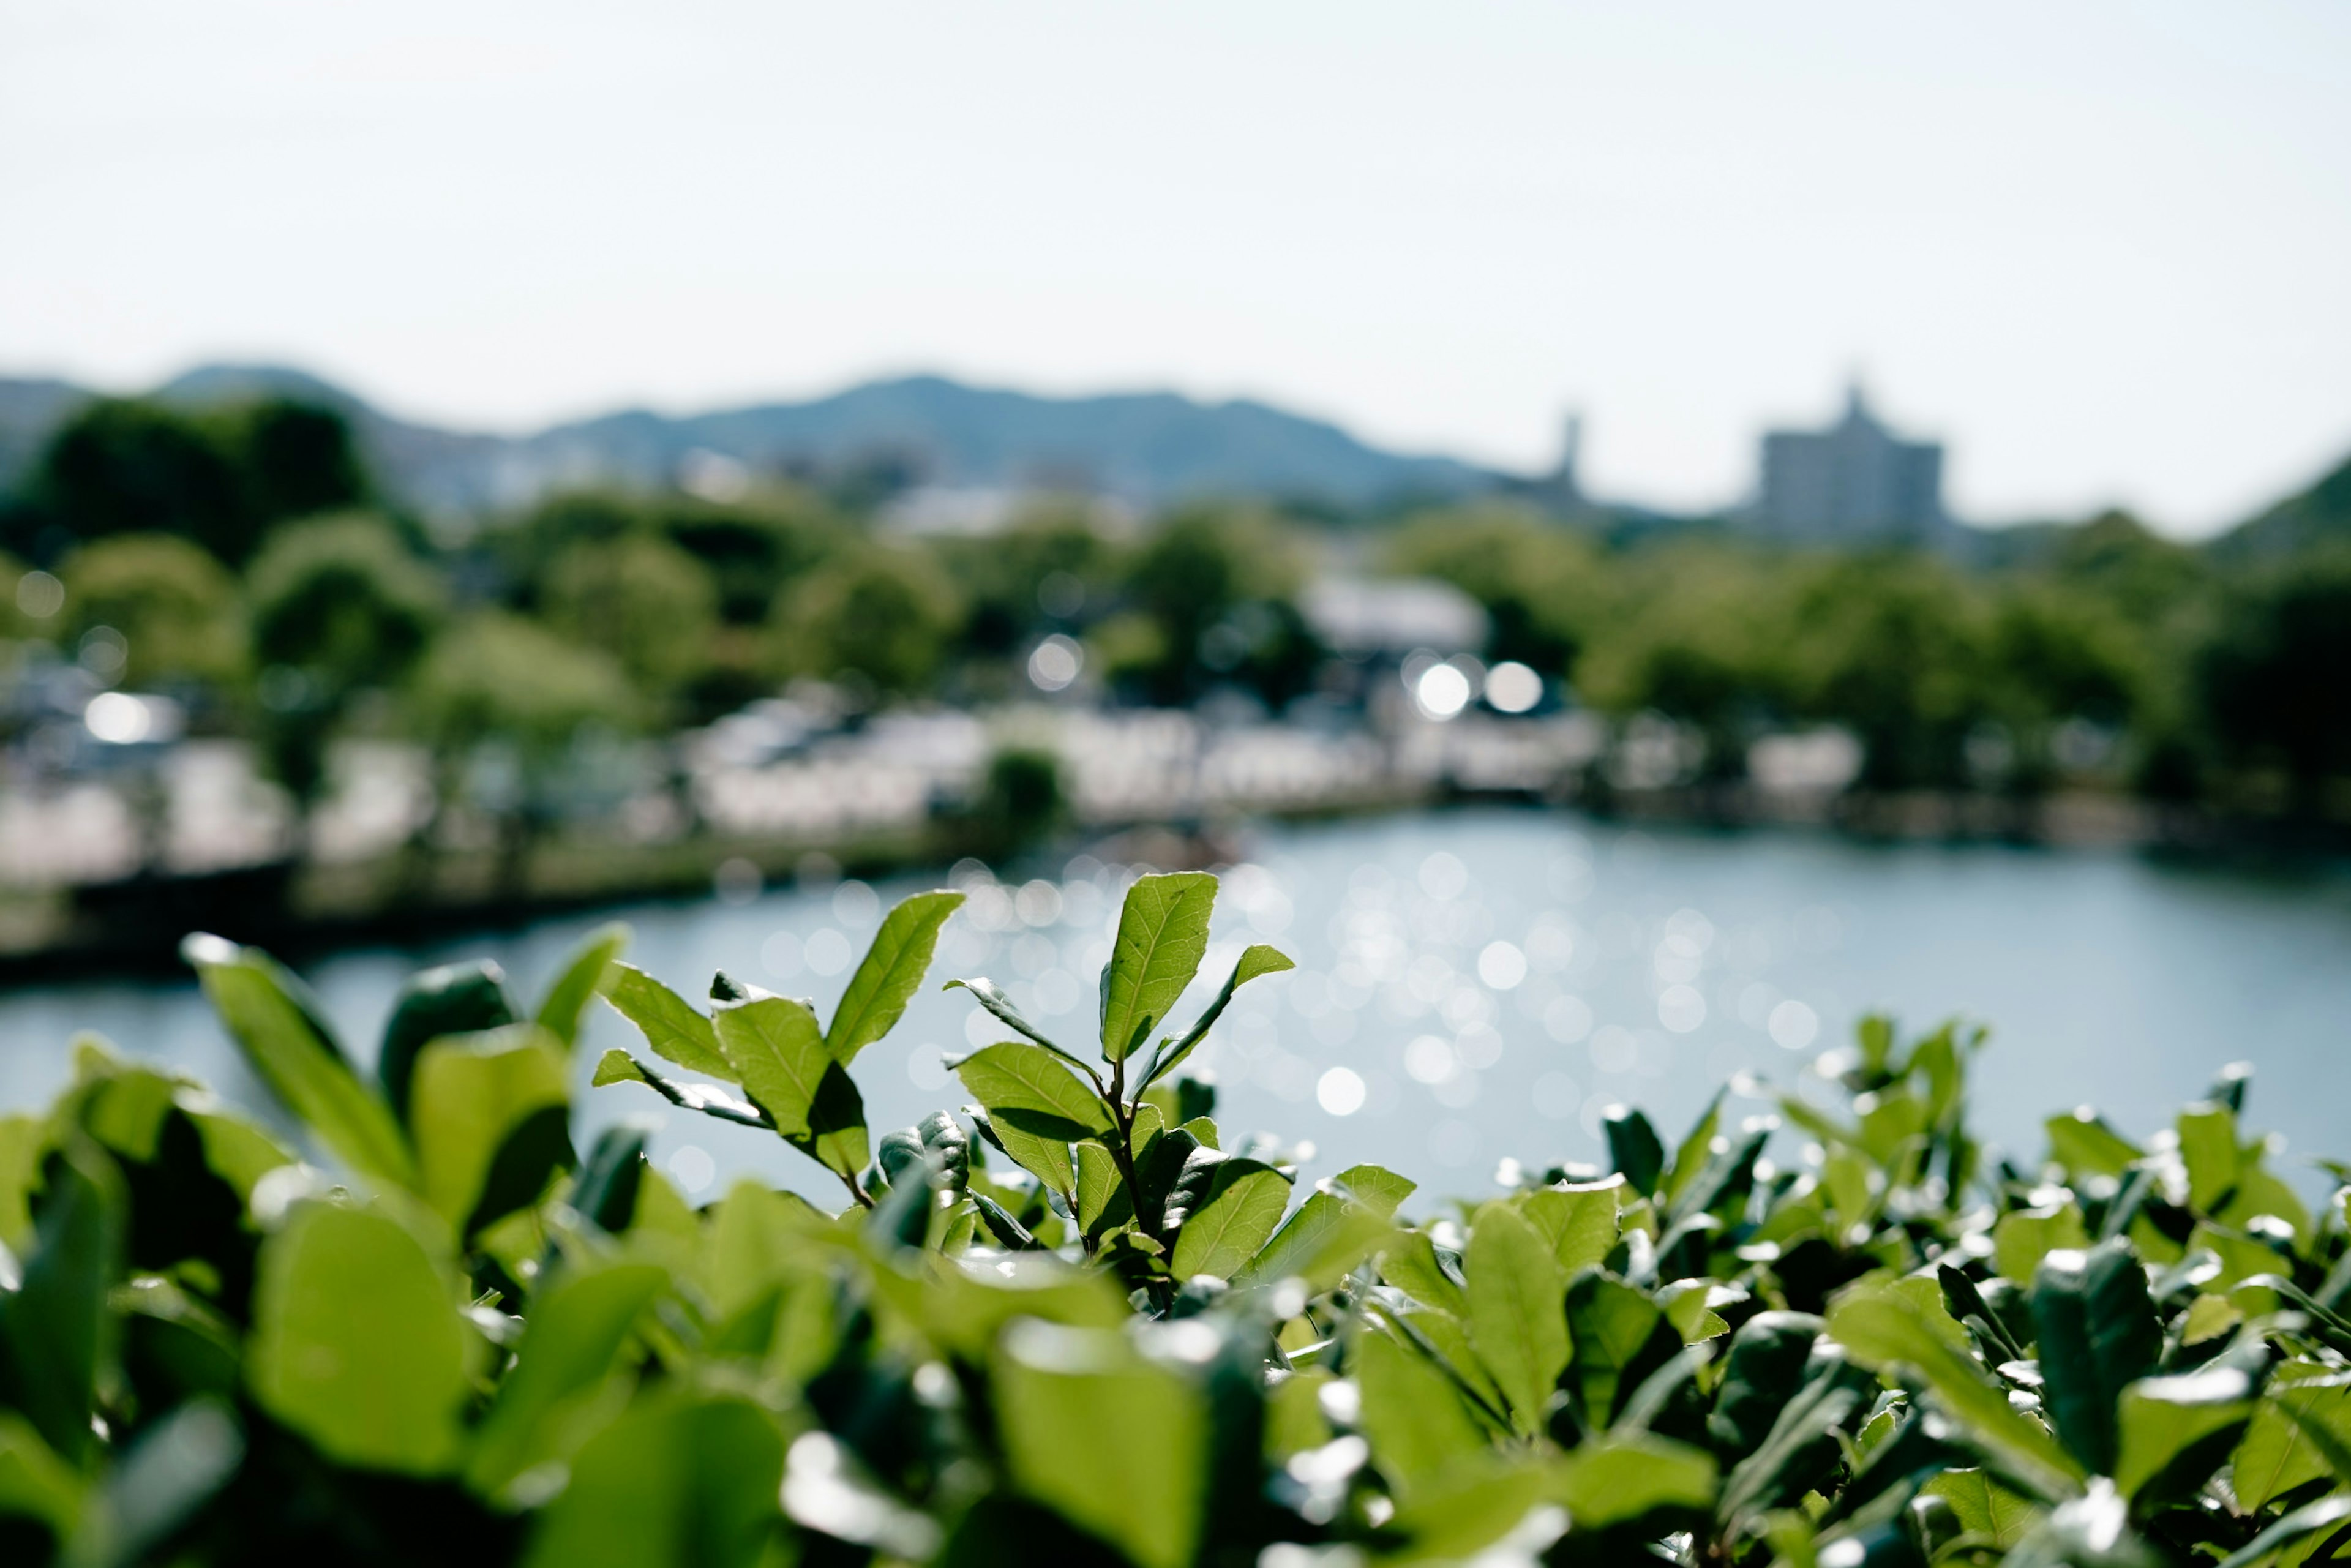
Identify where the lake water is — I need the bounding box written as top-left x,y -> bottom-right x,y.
5,806 -> 2346,1204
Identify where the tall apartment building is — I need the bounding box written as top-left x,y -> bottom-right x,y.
1753,384 -> 1946,543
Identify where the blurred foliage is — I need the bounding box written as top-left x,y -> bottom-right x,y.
59,535 -> 246,691
24,397 -> 369,567
0,876 -> 2342,1566
5,397 -> 2351,833
774,542 -> 962,697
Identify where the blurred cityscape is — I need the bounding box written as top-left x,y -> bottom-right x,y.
0,363 -> 2342,967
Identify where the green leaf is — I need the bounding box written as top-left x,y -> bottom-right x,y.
377,959 -> 519,1124
1719,1373 -> 1864,1528
1660,1089 -> 1725,1210
0,1412 -> 84,1542
1921,1468 -> 2045,1551
1556,1431 -> 1717,1529
992,1321 -> 1206,1568
712,988 -> 868,1181
1237,1182 -> 1393,1292
1379,1231 -> 1468,1316
1522,1177 -> 1624,1276
1354,1322 -> 1490,1495
2216,1495 -> 2351,1568
827,890 -> 963,1061
534,921 -> 629,1051
2178,1103 -> 2241,1212
942,977 -> 1084,1067
1142,942 -> 1294,1086
1604,1105 -> 1666,1196
1995,1202 -> 2091,1285
1169,1160 -> 1291,1278
410,1024 -> 574,1236
1825,1274 -> 2083,1499
467,1261 -> 669,1499
1332,1161 -> 1415,1219
2232,1368 -> 2351,1510
1072,1138 -> 1132,1240
953,1041 -> 1111,1199
1563,1271 -> 1667,1428
86,1396 -> 245,1568
604,964 -> 730,1079
1465,1202 -> 1570,1438
2044,1109 -> 2143,1179
2112,1367 -> 2256,1502
0,1139 -> 124,1465
2030,1240 -> 2162,1476
1709,1311 -> 1826,1458
520,1391 -> 787,1568
184,935 -> 417,1191
247,1200 -> 477,1474
0,1114 -> 43,1255
1098,871 -> 1217,1062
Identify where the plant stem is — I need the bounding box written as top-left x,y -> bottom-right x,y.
1104,1056 -> 1156,1234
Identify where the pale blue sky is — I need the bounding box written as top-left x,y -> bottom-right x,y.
4,2 -> 2346,533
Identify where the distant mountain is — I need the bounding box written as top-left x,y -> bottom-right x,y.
0,365 -> 1505,520
2214,446 -> 2351,562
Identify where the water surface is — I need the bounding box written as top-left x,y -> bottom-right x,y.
4,808 -> 2344,1204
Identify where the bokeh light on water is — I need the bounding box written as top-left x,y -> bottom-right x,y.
0,805 -> 2347,1205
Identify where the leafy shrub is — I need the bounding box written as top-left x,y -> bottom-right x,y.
0,875 -> 2342,1567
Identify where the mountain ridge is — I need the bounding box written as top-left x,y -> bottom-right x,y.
0,364 -> 1509,519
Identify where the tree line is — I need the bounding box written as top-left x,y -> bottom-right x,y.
1,393 -> 2345,863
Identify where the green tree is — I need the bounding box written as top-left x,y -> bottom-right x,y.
236,398 -> 370,524
1113,505 -> 1312,707
2193,550 -> 2351,811
407,613 -> 637,892
1385,505 -> 1605,677
1780,555 -> 1992,791
34,400 -> 253,563
775,544 -> 962,696
539,533 -> 719,708
246,514 -> 444,832
59,534 -> 245,689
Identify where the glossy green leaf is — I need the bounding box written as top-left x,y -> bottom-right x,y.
953,1041 -> 1111,1198
2232,1368 -> 2351,1510
0,1139 -> 123,1465
1237,1182 -> 1392,1291
2215,1495 -> 2351,1568
410,1024 -> 573,1234
184,935 -> 416,1190
992,1320 -> 1205,1568
1660,1089 -> 1724,1210
467,1261 -> 668,1499
1556,1431 -> 1717,1529
377,959 -> 519,1124
1169,1159 -> 1290,1278
534,921 -> 629,1050
1709,1311 -> 1825,1458
1522,1177 -> 1624,1276
2044,1109 -> 2143,1179
604,964 -> 730,1079
2030,1240 -> 2162,1476
1332,1161 -> 1415,1219
1563,1271 -> 1665,1428
1354,1322 -> 1489,1495
1604,1105 -> 1666,1196
1921,1468 -> 2045,1551
712,988 -> 868,1180
0,1412 -> 83,1542
1379,1230 -> 1468,1315
1994,1202 -> 2091,1285
1098,871 -> 1217,1062
520,1391 -> 786,1568
247,1200 -> 476,1474
827,890 -> 963,1060
1826,1274 -> 2083,1498
1466,1202 -> 1569,1437
1142,942 -> 1294,1085
2111,1365 -> 2257,1502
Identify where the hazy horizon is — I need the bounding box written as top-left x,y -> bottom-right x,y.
6,1 -> 2347,537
